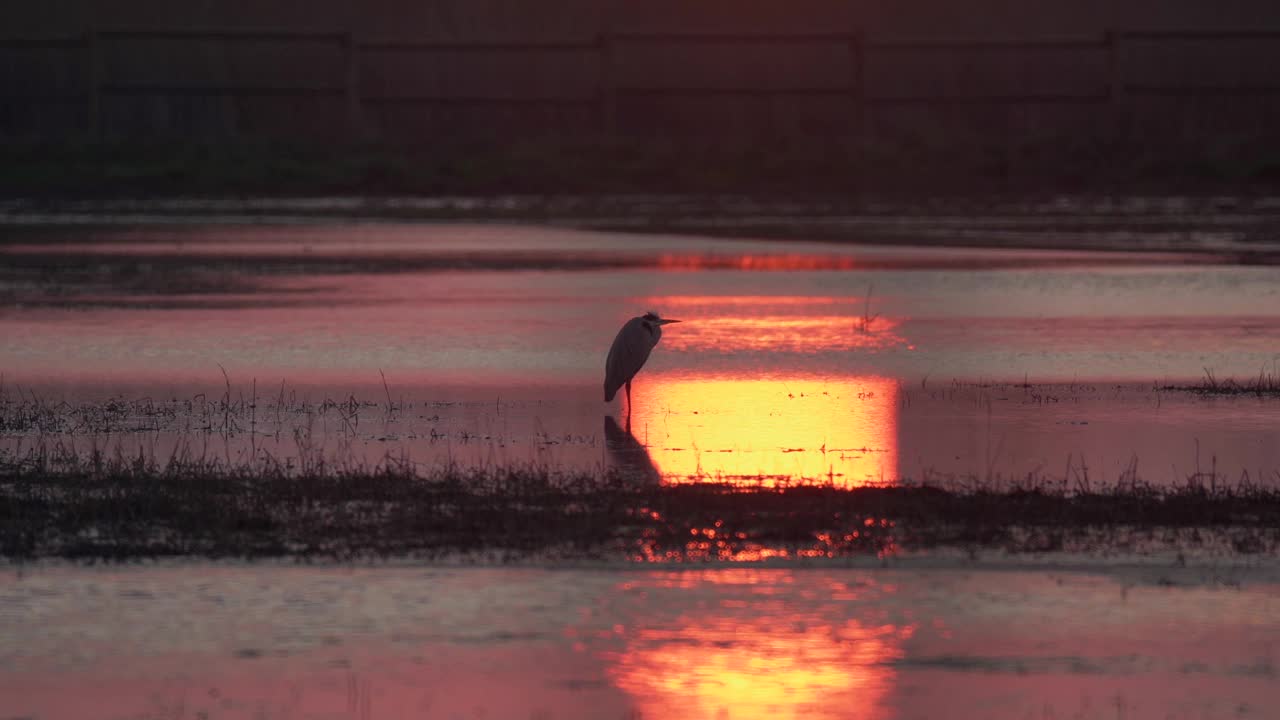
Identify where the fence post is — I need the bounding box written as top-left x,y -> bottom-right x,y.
598,32 -> 616,136
87,28 -> 101,137
343,31 -> 364,140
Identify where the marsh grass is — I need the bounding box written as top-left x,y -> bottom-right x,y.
5,387 -> 1280,562
852,283 -> 879,335
1166,367 -> 1280,397
4,438 -> 1280,563
0,380 -> 385,438
1,445 -> 640,561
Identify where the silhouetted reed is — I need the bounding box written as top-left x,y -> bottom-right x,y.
1162,366 -> 1280,397
5,383 -> 1280,562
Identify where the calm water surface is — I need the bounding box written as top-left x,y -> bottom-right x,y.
3,223 -> 1280,486
3,564 -> 1278,720
5,223 -> 1280,718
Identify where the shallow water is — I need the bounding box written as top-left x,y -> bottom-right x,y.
5,223 -> 1280,717
3,223 -> 1280,487
3,563 -> 1278,720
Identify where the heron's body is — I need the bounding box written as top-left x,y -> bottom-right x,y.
604,312 -> 680,407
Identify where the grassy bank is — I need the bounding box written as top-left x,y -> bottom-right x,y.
4,446 -> 1279,563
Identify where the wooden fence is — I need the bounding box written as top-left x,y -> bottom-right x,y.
4,27 -> 1280,139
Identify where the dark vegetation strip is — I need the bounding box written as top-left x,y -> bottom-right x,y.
4,452 -> 1280,562
1160,367 -> 1280,397
6,137 -> 1280,199
4,392 -> 1280,561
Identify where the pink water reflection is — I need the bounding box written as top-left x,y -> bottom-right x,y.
4,223 -> 1280,488
4,567 -> 1280,720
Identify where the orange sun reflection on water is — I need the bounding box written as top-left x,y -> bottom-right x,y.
655,253 -> 865,271
660,314 -> 904,354
605,571 -> 907,720
625,374 -> 899,487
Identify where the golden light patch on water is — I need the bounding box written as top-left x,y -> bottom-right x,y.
606,574 -> 906,720
627,374 -> 899,486
656,253 -> 863,271
632,295 -> 908,353
659,314 -> 903,353
654,295 -> 850,306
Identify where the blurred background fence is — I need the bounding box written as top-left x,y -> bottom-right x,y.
5,8 -> 1280,144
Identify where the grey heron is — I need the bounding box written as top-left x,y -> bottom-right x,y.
604,311 -> 681,412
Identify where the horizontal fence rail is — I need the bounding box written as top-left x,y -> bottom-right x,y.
4,27 -> 1280,137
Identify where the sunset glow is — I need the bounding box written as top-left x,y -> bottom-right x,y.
627,374 -> 899,486
630,524 -> 899,563
655,253 -> 864,271
639,295 -> 907,354
660,314 -> 903,354
606,572 -> 907,719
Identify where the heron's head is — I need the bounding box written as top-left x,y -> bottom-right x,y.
642,311 -> 681,327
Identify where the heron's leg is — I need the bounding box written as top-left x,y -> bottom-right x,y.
625,381 -> 632,422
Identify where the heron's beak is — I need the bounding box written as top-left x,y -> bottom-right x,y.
658,318 -> 682,325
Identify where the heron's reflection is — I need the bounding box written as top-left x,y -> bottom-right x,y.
604,415 -> 662,484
